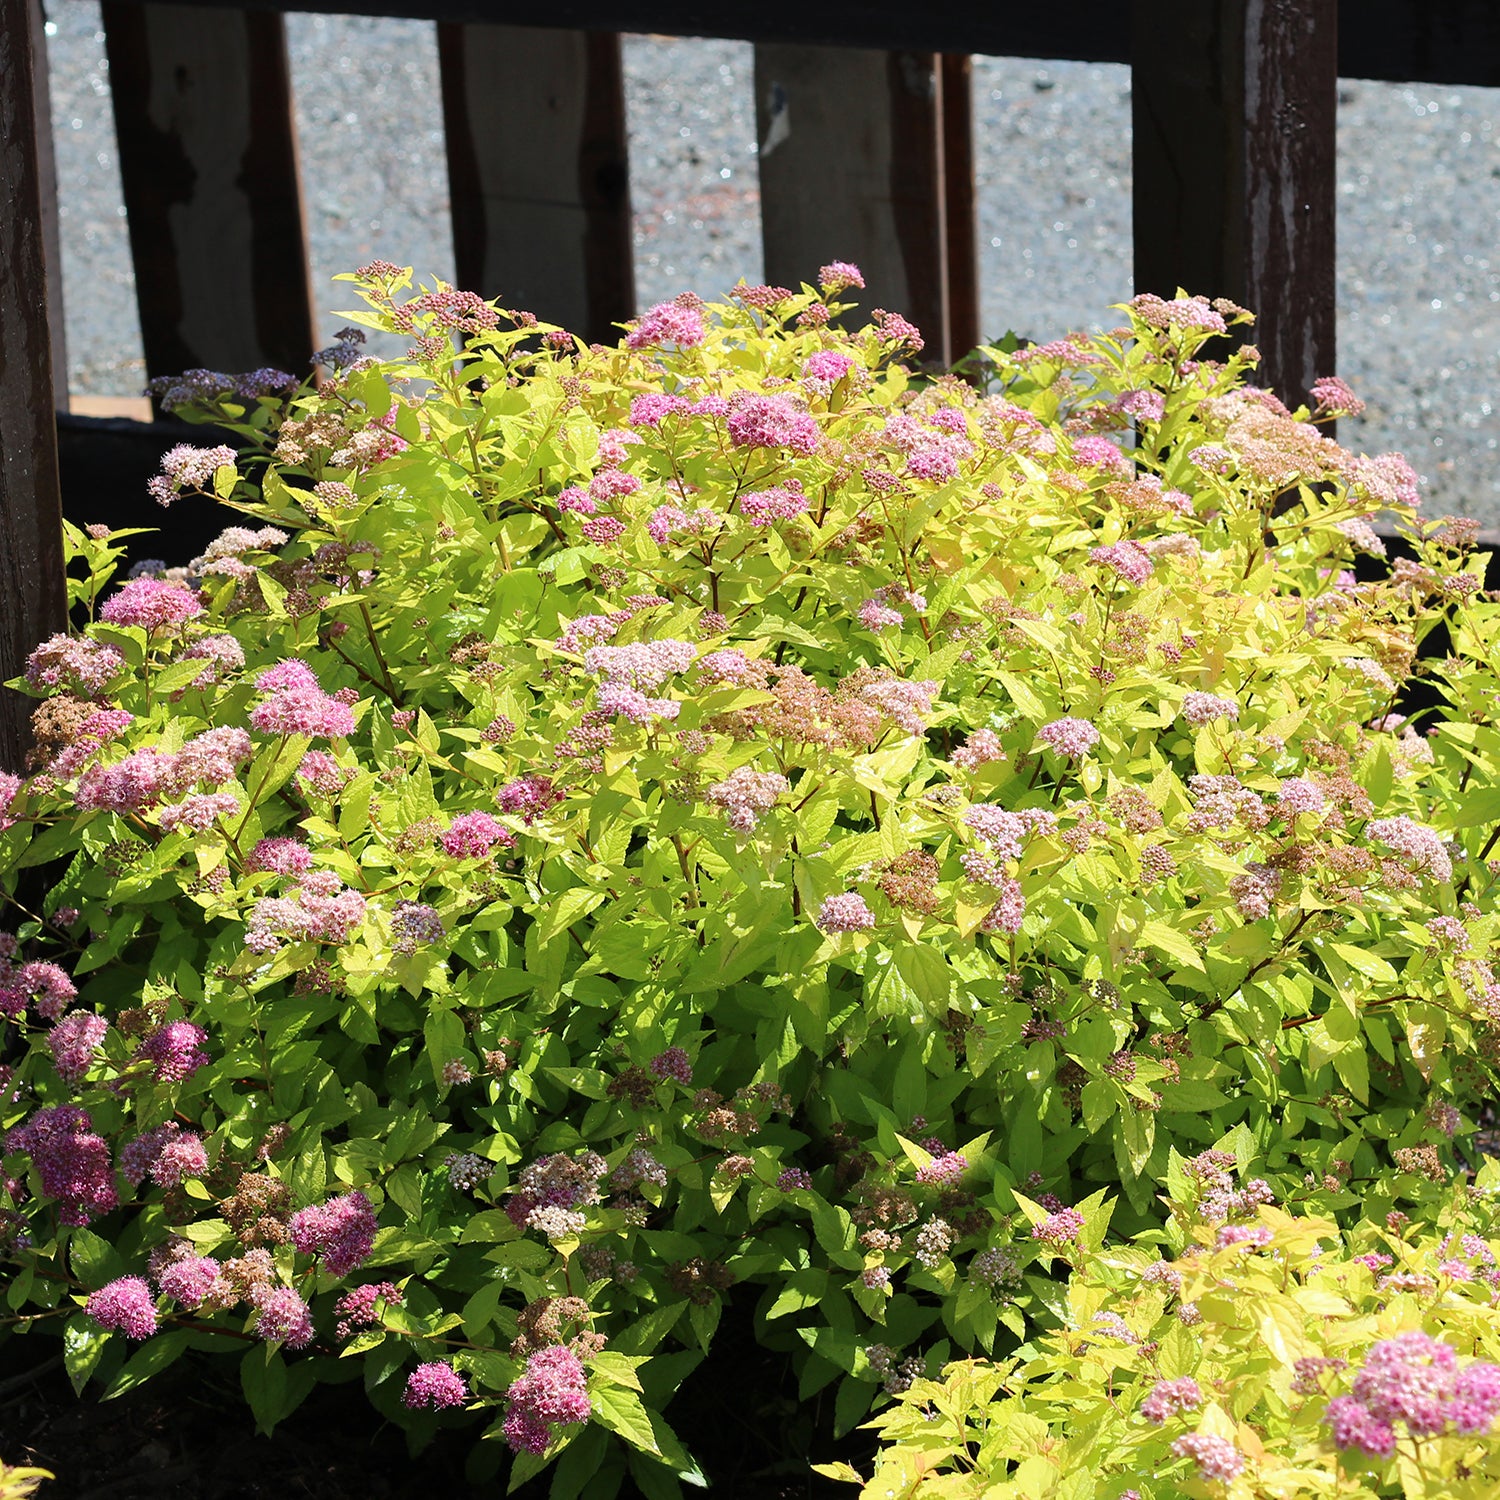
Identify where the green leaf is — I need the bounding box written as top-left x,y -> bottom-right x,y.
63,1315 -> 109,1395
589,1382 -> 661,1455
240,1344 -> 289,1434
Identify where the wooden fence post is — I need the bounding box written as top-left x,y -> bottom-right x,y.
753,43 -> 975,368
100,2 -> 314,378
30,0 -> 68,410
0,0 -> 66,773
1132,0 -> 1338,409
437,24 -> 633,344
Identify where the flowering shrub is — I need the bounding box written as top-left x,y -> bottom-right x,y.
835,1164 -> 1500,1497
3,263 -> 1500,1493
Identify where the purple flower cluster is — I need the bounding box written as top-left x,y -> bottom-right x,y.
1037,717 -> 1099,759
246,837 -> 313,876
135,1020 -> 210,1083
0,958 -> 76,1021
1325,1332 -> 1500,1457
501,1345 -> 592,1454
404,1360 -> 469,1411
253,1285 -> 315,1348
122,1122 -> 207,1186
157,1255 -> 221,1310
7,1105 -> 118,1224
47,1011 -> 109,1085
246,871 -> 367,953
650,1047 -> 693,1084
289,1190 -> 378,1278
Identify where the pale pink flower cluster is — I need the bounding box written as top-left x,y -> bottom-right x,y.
950,729 -> 1004,771
1032,1207 -> 1085,1246
1090,540 -> 1153,585
1186,774 -> 1270,834
246,837 -> 313,875
1311,376 -> 1366,417
1170,1432 -> 1243,1482
647,504 -> 720,545
816,893 -> 876,933
1116,388 -> 1167,423
1131,293 -> 1227,334
296,750 -> 351,797
858,598 -> 904,632
1336,515 -> 1387,557
584,640 -> 694,691
189,525 -> 288,580
1180,692 -> 1238,727
979,879 -> 1026,934
597,682 -> 679,724
1346,451 -> 1421,509
740,481 -> 809,527
122,1121 -> 207,1186
98,579 -> 203,631
696,649 -> 759,686
246,870 -> 368,953
159,790 -> 241,833
290,1190 -> 378,1277
626,300 -> 706,350
706,766 -> 790,833
502,1345 -> 592,1454
1037,717 -> 1099,758
1369,815 -> 1452,883
1276,777 -> 1326,817
25,634 -> 125,696
854,675 -> 939,736
181,633 -> 246,686
147,443 -> 237,506
1230,863 -> 1282,921
250,660 -> 356,739
75,726 -> 251,816
726,393 -> 819,455
819,261 -> 865,293
1071,436 -> 1130,474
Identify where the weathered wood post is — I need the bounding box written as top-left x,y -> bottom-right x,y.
1132,0 -> 1338,408
0,0 -> 66,772
437,24 -> 634,344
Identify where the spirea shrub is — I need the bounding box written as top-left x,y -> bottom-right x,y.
4,263 -> 1500,1494
837,1163 -> 1500,1498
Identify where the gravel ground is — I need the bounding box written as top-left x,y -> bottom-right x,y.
40,3 -> 1500,520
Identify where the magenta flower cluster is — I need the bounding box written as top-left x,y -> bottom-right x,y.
404,1360 -> 469,1411
7,1104 -> 117,1224
1141,1377 -> 1203,1423
98,578 -> 204,632
289,1190 -> 378,1278
250,660 -> 356,739
501,1345 -> 592,1454
85,1276 -> 158,1339
816,893 -> 877,934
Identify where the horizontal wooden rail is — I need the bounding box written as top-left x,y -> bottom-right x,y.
97,0 -> 1500,84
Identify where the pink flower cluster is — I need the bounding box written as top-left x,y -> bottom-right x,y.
47,1011 -> 109,1085
502,1345 -> 592,1454
404,1360 -> 469,1411
121,1121 -> 207,1186
1141,1377 -> 1203,1423
626,300 -> 706,350
135,1020 -> 210,1083
1037,717 -> 1099,758
650,1046 -> 693,1084
254,1286 -> 315,1348
495,773 -> 562,821
246,871 -> 368,953
246,837 -> 313,875
7,1105 -> 117,1224
1071,436 -> 1130,474
157,1254 -> 222,1310
1326,1332 -> 1500,1457
726,393 -> 819,455
1311,375 -> 1366,417
584,640 -> 695,691
740,481 -> 809,527
441,811 -> 513,859
25,634 -> 124,696
1090,540 -> 1154,586
98,579 -> 204,631
250,660 -> 355,739
819,261 -> 865,293
1180,692 -> 1238,728
290,1190 -> 378,1278
336,1281 -> 404,1339
86,1276 -> 158,1339
705,766 -> 790,833
0,958 -> 77,1021
1032,1207 -> 1084,1246
647,503 -> 721,545
915,1151 -> 967,1186
816,893 -> 877,933
950,729 -> 1005,772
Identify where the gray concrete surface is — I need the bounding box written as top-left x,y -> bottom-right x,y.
40,4 -> 1500,520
